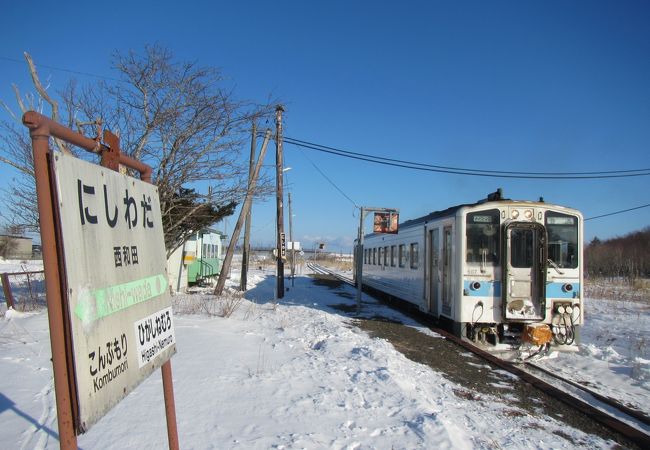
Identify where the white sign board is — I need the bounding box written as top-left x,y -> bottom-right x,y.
52,152 -> 176,432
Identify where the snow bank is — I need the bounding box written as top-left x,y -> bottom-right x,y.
0,262 -> 646,448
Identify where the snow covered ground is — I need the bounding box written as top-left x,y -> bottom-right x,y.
1,259 -> 649,449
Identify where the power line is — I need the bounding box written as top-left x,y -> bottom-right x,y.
0,55 -> 122,83
295,146 -> 358,208
278,135 -> 650,180
585,203 -> 650,221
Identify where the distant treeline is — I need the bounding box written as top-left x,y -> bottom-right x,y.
585,227 -> 650,279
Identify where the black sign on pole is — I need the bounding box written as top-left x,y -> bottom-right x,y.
280,232 -> 286,259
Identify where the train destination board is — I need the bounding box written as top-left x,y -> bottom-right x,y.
51,152 -> 176,432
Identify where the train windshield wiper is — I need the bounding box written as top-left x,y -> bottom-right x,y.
547,258 -> 564,275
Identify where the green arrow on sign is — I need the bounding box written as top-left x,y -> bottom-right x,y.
74,273 -> 167,324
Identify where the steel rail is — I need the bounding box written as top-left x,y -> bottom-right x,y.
523,361 -> 650,426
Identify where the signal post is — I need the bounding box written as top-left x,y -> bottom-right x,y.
355,207 -> 399,312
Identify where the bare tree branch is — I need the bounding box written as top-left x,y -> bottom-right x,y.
24,52 -> 70,154
1,44 -> 278,252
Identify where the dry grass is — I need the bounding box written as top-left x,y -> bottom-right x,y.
585,277 -> 650,302
171,289 -> 244,318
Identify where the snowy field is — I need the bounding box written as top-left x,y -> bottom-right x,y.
1,259 -> 649,449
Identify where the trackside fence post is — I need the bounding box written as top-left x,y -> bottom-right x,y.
2,273 -> 16,309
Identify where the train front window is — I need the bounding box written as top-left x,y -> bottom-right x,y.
546,212 -> 578,269
511,228 -> 534,268
466,209 -> 500,265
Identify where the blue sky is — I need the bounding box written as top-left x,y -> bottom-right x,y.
2,1 -> 649,252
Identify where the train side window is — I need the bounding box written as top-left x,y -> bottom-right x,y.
398,244 -> 406,267
384,247 -> 389,266
410,243 -> 419,269
390,245 -> 396,267
379,247 -> 384,266
466,209 -> 500,265
372,248 -> 377,265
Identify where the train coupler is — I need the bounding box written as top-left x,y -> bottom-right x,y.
471,324 -> 499,345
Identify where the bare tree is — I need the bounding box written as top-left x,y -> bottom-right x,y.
1,45 -> 276,255
69,45 -> 275,255
0,64 -> 70,232
585,227 -> 650,280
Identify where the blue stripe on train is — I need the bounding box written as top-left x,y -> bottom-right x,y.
463,281 -> 579,298
545,282 -> 580,299
463,280 -> 501,297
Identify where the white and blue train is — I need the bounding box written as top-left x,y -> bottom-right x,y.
358,189 -> 583,352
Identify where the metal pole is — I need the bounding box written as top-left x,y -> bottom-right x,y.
288,192 -> 295,287
241,123 -> 256,291
275,106 -> 285,299
30,127 -> 78,450
161,362 -> 179,450
356,207 -> 365,312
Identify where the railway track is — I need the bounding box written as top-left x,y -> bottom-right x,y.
307,262 -> 354,285
308,262 -> 650,448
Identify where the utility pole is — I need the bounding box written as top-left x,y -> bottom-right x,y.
240,122 -> 256,291
214,131 -> 272,296
288,191 -> 295,287
275,105 -> 285,299
356,207 -> 365,312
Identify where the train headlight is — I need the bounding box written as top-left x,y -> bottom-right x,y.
562,283 -> 573,293
557,305 -> 565,314
470,281 -> 481,291
524,209 -> 533,220
511,209 -> 520,219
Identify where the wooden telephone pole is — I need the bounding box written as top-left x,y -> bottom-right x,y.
214,130 -> 272,296
240,123 -> 256,291
275,105 -> 285,299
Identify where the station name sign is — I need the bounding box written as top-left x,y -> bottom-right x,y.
52,152 -> 176,432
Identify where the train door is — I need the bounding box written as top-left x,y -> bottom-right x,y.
427,228 -> 439,316
504,222 -> 546,320
441,226 -> 453,317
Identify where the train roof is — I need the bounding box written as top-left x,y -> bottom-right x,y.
364,189 -> 580,239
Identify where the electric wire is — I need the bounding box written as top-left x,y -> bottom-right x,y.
285,136 -> 649,176
4,52 -> 649,180
0,55 -> 123,83
585,203 -> 650,220
274,134 -> 650,180
295,146 -> 359,208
